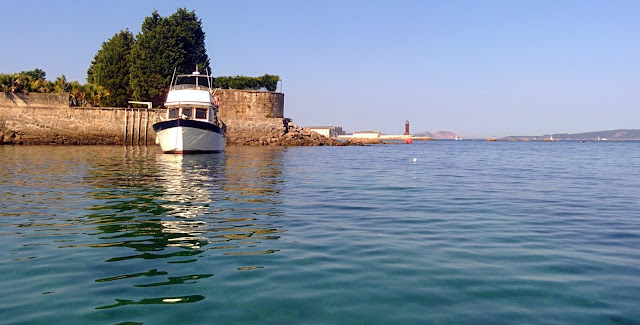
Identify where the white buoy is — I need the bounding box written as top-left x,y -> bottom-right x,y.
413,158 -> 418,163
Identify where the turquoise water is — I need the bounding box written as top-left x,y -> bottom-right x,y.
1,142 -> 639,324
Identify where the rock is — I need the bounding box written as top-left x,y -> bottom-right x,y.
346,138 -> 382,145
2,131 -> 15,143
262,127 -> 349,146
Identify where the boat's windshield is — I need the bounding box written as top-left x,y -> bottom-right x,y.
172,75 -> 211,90
167,107 -> 210,121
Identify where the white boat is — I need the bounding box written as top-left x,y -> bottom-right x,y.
153,69 -> 226,154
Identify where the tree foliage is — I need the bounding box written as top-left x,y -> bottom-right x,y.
3,8 -> 280,108
20,68 -> 46,80
0,70 -> 106,107
87,30 -> 134,107
0,69 -> 52,94
129,8 -> 209,107
214,74 -> 280,92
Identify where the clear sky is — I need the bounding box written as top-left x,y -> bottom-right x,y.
1,0 -> 638,138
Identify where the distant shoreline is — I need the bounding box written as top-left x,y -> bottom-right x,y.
499,129 -> 640,141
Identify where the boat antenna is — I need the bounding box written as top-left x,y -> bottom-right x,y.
169,67 -> 177,87
206,68 -> 212,88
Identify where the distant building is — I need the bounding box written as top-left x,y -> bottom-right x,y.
307,126 -> 344,138
351,131 -> 382,139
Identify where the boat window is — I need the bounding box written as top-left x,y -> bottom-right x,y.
195,108 -> 207,119
182,108 -> 193,119
168,108 -> 179,119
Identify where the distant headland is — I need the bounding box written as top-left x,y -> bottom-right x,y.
413,130 -> 460,140
502,129 -> 640,141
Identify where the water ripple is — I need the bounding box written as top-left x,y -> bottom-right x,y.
1,143 -> 640,323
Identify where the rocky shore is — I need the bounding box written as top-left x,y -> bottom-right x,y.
228,126 -> 380,146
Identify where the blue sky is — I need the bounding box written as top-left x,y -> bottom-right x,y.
1,0 -> 638,138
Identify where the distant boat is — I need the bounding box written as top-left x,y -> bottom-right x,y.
486,137 -> 497,141
455,135 -> 460,140
153,69 -> 226,154
543,135 -> 554,142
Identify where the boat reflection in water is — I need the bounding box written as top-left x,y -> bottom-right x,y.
154,147 -> 287,254
81,146 -> 288,311
154,153 -> 225,249
83,146 -> 287,258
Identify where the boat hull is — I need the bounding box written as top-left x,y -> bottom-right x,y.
153,119 -> 225,154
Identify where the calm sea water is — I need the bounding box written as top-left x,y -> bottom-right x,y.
1,141 -> 639,324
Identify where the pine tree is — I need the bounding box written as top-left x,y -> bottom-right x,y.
168,8 -> 210,74
87,30 -> 134,107
129,8 -> 210,107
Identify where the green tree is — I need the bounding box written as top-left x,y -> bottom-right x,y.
20,68 -> 46,80
168,8 -> 209,73
53,75 -> 68,93
259,74 -> 280,92
0,74 -> 14,92
87,30 -> 134,106
129,8 -> 210,107
11,74 -> 33,94
129,11 -> 168,106
30,77 -> 49,93
213,74 -> 280,91
1,70 -> 50,93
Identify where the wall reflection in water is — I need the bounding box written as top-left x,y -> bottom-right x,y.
83,146 -> 287,310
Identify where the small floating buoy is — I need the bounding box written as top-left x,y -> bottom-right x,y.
405,138 -> 413,144
413,158 -> 418,163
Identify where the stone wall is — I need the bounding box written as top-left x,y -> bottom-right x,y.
0,90 -> 287,145
217,90 -> 287,144
217,89 -> 284,119
0,105 -> 163,145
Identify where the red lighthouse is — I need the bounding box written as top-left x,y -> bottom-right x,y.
404,120 -> 410,135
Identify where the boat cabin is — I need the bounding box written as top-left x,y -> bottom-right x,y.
163,71 -> 220,125
166,106 -> 217,124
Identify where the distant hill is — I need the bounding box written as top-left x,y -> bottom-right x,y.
413,130 -> 460,139
503,129 -> 640,141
